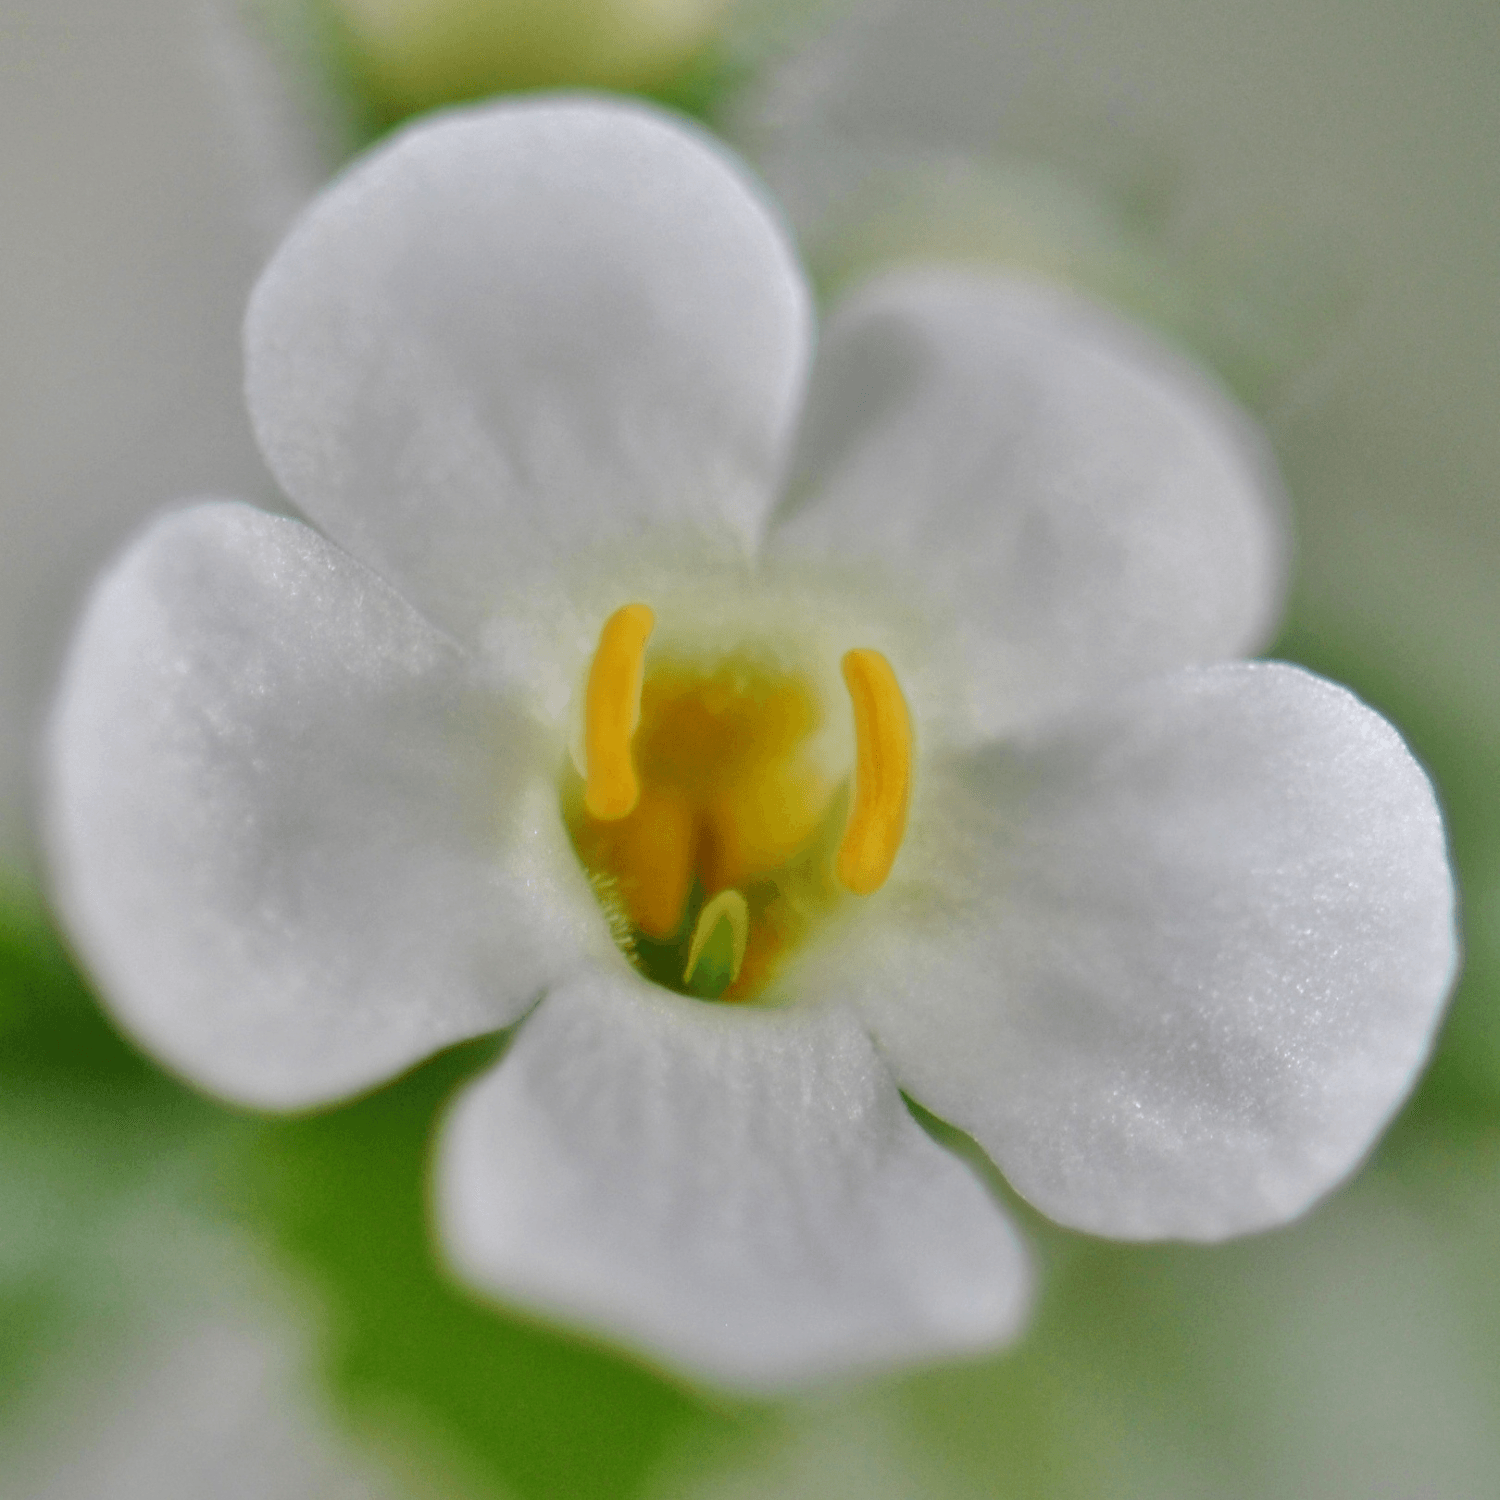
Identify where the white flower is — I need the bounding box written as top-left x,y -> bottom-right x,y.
0,0 -> 305,876
45,96 -> 1456,1391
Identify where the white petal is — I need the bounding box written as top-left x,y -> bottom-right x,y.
769,272 -> 1285,737
803,663 -> 1455,1239
245,96 -> 811,646
436,972 -> 1029,1391
46,502 -> 595,1109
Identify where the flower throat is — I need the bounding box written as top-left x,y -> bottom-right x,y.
562,605 -> 911,1002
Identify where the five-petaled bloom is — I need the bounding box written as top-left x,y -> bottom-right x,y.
46,97 -> 1456,1391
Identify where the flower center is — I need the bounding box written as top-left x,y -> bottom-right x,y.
562,604 -> 912,1002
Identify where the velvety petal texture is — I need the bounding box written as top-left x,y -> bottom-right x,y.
47,503 -> 595,1109
771,272 -> 1285,736
805,663 -> 1455,1239
246,96 -> 811,646
438,971 -> 1030,1390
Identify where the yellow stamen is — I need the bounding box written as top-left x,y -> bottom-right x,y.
567,613 -> 916,1004
683,888 -> 749,989
835,648 -> 912,895
583,603 -> 655,820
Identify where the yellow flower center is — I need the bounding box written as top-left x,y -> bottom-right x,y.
562,604 -> 912,1002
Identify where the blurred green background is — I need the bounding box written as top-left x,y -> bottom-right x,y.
1,0 -> 1497,1494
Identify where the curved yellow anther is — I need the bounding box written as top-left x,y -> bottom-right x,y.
584,604 -> 655,820
835,648 -> 912,895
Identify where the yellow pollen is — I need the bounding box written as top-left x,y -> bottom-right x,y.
583,603 -> 654,820
835,648 -> 913,896
566,613 -> 915,1002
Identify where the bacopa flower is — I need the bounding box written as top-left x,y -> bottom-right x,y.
46,97 -> 1455,1391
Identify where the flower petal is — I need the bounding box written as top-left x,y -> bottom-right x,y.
245,96 -> 811,646
47,502 -> 595,1109
769,272 -> 1285,736
436,971 -> 1030,1391
805,663 -> 1456,1239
